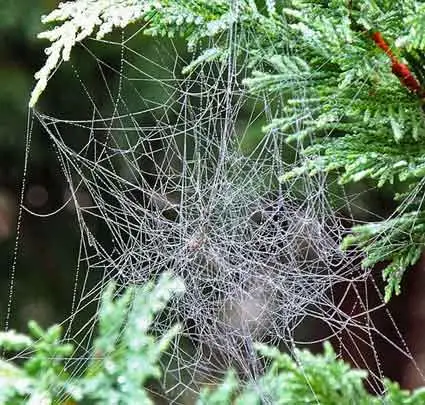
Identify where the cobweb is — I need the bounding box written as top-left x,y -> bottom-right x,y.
8,11 -> 425,404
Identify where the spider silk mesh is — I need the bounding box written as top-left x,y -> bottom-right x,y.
17,16 -> 423,403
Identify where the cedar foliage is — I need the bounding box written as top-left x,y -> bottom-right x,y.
2,274 -> 425,404
30,0 -> 425,301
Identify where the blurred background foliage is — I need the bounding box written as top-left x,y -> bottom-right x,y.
0,0 -> 155,334
0,0 -> 71,331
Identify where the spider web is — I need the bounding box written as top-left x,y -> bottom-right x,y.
8,13 -> 425,404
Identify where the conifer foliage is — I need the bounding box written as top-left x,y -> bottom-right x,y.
30,1 -> 425,300
249,0 -> 425,302
2,274 -> 425,404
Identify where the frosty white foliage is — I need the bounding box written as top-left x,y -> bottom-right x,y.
181,47 -> 225,74
29,0 -> 160,107
265,0 -> 276,16
0,330 -> 32,348
29,0 -> 263,108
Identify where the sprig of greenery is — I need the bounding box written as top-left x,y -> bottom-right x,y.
242,0 -> 425,301
0,322 -> 74,404
0,272 -> 185,404
29,0 -> 283,107
199,342 -> 425,404
1,276 -> 425,404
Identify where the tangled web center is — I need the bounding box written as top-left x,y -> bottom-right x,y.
33,35 -> 364,392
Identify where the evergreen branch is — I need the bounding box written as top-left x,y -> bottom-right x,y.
2,275 -> 425,403
0,272 -> 185,404
242,0 -> 425,300
199,341 -> 425,404
342,211 -> 425,302
29,0 -> 284,107
281,131 -> 425,187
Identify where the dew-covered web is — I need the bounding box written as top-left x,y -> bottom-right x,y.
10,11 -> 425,403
